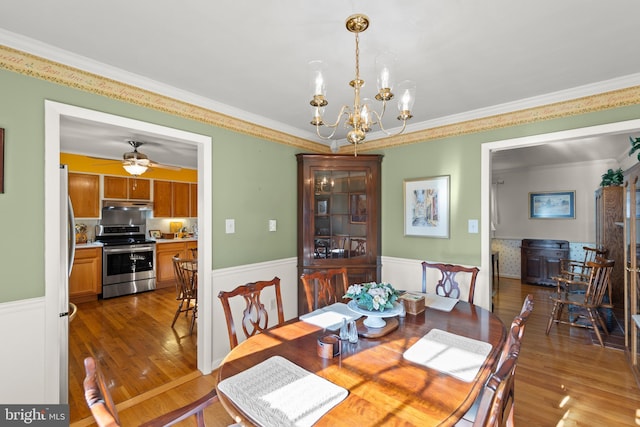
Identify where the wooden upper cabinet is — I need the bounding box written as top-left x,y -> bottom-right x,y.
153,180 -> 173,217
104,175 -> 150,200
172,182 -> 190,217
190,183 -> 198,217
129,177 -> 150,200
68,173 -> 100,218
103,176 -> 128,199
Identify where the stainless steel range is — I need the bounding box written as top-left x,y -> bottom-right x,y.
96,201 -> 156,298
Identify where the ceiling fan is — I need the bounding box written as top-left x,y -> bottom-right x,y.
106,140 -> 181,176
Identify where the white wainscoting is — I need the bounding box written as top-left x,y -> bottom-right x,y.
0,297 -> 47,403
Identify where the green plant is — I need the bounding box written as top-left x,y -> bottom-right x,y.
630,136 -> 640,161
600,168 -> 623,187
344,282 -> 399,312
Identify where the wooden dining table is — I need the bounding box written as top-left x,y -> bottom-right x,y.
216,300 -> 507,426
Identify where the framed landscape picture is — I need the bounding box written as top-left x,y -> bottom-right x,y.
529,191 -> 575,219
404,175 -> 450,238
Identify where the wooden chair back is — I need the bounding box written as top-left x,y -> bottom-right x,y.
83,356 -> 120,427
300,268 -> 349,313
582,258 -> 614,307
421,261 -> 480,303
217,277 -> 285,349
83,356 -> 219,427
171,255 -> 198,334
560,246 -> 607,280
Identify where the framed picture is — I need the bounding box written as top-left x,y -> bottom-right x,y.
0,128 -> 4,193
529,191 -> 575,219
404,175 -> 450,238
316,199 -> 328,215
350,193 -> 367,223
149,229 -> 162,239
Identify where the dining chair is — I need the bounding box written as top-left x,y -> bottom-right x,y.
421,261 -> 480,303
83,356 -> 219,427
545,258 -> 614,347
217,277 -> 285,349
300,267 -> 350,312
171,255 -> 198,335
458,296 -> 532,427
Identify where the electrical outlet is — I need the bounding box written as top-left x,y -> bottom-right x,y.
468,219 -> 479,234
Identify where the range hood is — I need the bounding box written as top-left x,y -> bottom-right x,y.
102,200 -> 153,210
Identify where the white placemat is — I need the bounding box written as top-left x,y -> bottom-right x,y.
218,356 -> 348,427
299,302 -> 361,330
424,293 -> 459,312
403,329 -> 493,382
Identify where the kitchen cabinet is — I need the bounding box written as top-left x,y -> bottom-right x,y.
156,240 -> 198,288
68,172 -> 100,218
69,246 -> 102,303
104,175 -> 150,199
624,164 -> 640,387
153,180 -> 193,217
190,183 -> 198,217
595,186 -> 624,306
520,239 -> 569,286
297,153 -> 382,315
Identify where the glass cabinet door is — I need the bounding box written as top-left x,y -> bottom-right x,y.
624,167 -> 640,383
313,169 -> 368,260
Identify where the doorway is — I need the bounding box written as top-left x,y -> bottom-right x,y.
43,101 -> 214,403
480,118 -> 640,303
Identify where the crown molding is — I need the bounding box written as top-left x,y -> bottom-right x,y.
1,40 -> 639,155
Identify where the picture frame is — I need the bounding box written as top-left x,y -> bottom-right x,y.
350,193 -> 367,223
0,128 -> 4,194
316,199 -> 328,215
404,175 -> 450,238
529,191 -> 575,219
149,229 -> 162,239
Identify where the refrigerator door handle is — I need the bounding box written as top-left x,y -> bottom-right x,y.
67,195 -> 76,277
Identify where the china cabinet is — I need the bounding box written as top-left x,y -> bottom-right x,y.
595,185 -> 624,306
297,154 -> 382,315
623,164 -> 640,387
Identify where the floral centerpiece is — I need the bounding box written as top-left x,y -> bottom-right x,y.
344,282 -> 400,312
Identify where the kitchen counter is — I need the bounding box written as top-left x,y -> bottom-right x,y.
75,242 -> 104,248
154,237 -> 198,243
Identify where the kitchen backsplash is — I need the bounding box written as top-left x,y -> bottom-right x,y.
76,218 -> 197,242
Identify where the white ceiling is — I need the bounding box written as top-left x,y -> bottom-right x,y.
2,0 -> 640,169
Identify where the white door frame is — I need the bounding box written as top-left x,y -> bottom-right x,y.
480,118 -> 640,304
43,101 -> 213,402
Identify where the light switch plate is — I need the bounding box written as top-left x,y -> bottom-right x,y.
225,219 -> 235,234
468,219 -> 478,234
269,219 -> 277,232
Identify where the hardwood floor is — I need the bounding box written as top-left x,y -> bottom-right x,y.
70,278 -> 640,426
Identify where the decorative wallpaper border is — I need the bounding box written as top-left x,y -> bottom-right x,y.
2,44 -> 640,153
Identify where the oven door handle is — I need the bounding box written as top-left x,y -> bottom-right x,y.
104,245 -> 156,254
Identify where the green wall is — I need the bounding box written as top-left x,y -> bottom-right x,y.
0,69 -> 298,303
3,65 -> 640,303
381,104 -> 640,265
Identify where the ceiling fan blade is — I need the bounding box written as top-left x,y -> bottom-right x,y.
149,161 -> 181,171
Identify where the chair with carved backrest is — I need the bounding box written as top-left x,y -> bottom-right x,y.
217,277 -> 285,349
300,267 -> 350,313
171,254 -> 198,335
545,257 -> 614,347
83,356 -> 218,427
421,261 -> 480,303
457,294 -> 533,427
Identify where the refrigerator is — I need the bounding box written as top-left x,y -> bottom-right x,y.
59,164 -> 76,403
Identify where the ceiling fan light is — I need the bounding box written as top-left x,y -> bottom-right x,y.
123,163 -> 148,176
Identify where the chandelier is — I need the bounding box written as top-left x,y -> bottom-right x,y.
309,14 -> 416,153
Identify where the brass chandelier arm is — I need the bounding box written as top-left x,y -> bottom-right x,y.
314,105 -> 351,140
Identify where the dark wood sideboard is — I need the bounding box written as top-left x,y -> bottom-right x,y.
521,239 -> 569,286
